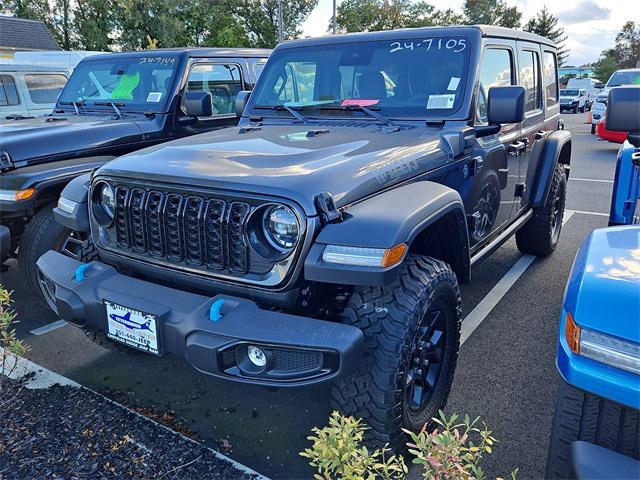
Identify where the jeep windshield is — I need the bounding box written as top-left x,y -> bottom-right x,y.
250,36 -> 471,120
607,70 -> 640,87
57,54 -> 180,113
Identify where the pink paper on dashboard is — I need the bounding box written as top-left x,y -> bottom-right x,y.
341,99 -> 380,106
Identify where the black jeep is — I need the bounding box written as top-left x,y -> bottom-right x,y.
0,47 -> 270,306
38,26 -> 571,447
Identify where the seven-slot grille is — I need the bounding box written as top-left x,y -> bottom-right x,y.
104,184 -> 255,275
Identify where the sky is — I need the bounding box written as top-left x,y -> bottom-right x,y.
301,0 -> 640,66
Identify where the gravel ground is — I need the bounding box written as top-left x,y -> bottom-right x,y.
0,378 -> 258,480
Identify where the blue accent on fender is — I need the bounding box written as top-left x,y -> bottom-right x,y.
74,263 -> 90,282
209,298 -> 225,322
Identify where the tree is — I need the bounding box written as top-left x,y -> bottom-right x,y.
524,6 -> 569,66
73,0 -> 115,51
592,52 -> 619,83
334,0 -> 463,33
592,21 -> 640,82
463,0 -> 522,29
0,0 -> 52,24
234,0 -> 319,48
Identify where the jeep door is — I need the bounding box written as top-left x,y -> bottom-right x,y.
470,40 -> 520,248
513,44 -> 560,213
177,59 -> 246,136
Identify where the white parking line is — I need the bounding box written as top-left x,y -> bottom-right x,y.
569,209 -> 609,217
570,177 -> 614,184
29,319 -> 68,336
461,210 -> 575,345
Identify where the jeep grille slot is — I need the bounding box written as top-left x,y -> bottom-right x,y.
96,183 -> 266,280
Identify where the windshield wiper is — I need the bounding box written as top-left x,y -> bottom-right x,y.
93,101 -> 125,119
59,100 -> 85,115
253,104 -> 310,124
319,104 -> 396,126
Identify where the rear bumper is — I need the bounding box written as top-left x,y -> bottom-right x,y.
36,250 -> 365,387
0,224 -> 10,262
570,441 -> 640,479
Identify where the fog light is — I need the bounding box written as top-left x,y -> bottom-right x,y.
248,345 -> 267,367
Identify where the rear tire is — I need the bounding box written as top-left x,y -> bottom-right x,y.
516,163 -> 567,256
545,380 -> 640,479
591,124 -> 596,134
331,255 -> 461,449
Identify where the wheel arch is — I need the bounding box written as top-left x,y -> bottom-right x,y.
529,130 -> 572,208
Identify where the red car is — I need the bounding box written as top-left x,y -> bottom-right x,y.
596,116 -> 628,143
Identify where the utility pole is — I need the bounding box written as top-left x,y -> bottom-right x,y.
278,0 -> 284,43
332,0 -> 337,34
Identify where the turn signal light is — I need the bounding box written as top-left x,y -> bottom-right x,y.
565,312 -> 581,354
381,243 -> 407,267
15,188 -> 36,201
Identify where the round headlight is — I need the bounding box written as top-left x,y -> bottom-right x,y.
99,182 -> 115,219
263,205 -> 298,249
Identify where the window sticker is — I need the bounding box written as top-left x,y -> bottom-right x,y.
427,94 -> 455,109
447,77 -> 461,91
146,92 -> 162,102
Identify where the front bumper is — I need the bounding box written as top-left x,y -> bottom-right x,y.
37,250 -> 365,387
570,441 -> 640,479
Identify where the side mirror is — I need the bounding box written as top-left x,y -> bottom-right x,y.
183,91 -> 213,117
594,82 -> 604,90
606,86 -> 640,147
477,86 -> 525,138
235,90 -> 251,118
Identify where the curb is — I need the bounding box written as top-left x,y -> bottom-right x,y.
1,347 -> 269,479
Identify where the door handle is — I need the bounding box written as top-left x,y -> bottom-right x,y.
508,141 -> 527,156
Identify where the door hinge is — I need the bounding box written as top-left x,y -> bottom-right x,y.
314,192 -> 342,225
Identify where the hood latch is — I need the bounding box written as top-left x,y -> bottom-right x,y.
0,152 -> 15,172
314,192 -> 341,225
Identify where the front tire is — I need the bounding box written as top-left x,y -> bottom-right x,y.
545,380 -> 640,479
331,255 -> 461,449
516,163 -> 567,256
18,203 -> 97,313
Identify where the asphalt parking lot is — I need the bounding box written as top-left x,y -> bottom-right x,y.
1,111 -> 618,479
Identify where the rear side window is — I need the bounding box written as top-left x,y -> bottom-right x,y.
186,63 -> 243,116
25,74 -> 67,104
0,75 -> 19,106
543,51 -> 558,107
477,48 -> 513,123
519,50 -> 541,112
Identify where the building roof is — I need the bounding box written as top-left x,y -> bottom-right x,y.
0,16 -> 61,51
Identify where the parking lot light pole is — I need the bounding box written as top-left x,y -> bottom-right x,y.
333,0 -> 337,34
278,0 -> 284,43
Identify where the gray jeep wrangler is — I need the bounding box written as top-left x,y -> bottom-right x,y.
38,25 -> 571,447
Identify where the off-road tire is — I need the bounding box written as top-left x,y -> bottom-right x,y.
591,124 -> 596,134
516,163 -> 567,256
545,380 -> 640,479
331,255 -> 462,449
19,203 -> 98,312
572,105 -> 578,114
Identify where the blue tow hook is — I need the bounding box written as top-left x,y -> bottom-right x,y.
74,263 -> 91,282
209,299 -> 225,322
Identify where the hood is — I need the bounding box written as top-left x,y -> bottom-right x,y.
0,113 -> 144,166
98,122 -> 448,215
564,226 -> 640,344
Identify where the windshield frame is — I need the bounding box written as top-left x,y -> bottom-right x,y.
56,53 -> 184,114
606,70 -> 640,88
245,33 -> 476,123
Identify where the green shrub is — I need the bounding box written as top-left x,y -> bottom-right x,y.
302,410 -> 517,480
0,285 -> 30,376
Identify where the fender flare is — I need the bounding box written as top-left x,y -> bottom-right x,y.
528,130 -> 572,208
53,172 -> 92,232
304,181 -> 470,286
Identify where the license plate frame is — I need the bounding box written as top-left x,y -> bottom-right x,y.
104,300 -> 161,355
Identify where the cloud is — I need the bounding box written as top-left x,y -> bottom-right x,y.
559,1 -> 611,24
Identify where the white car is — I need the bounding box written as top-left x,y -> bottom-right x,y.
591,68 -> 640,134
560,88 -> 587,113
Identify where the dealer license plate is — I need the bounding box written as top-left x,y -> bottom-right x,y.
105,300 -> 160,355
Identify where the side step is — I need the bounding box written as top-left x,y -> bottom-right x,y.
470,210 -> 533,267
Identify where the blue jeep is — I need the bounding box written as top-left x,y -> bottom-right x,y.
546,86 -> 640,479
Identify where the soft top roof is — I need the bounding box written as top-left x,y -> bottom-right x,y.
79,48 -> 272,62
277,25 -> 556,50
